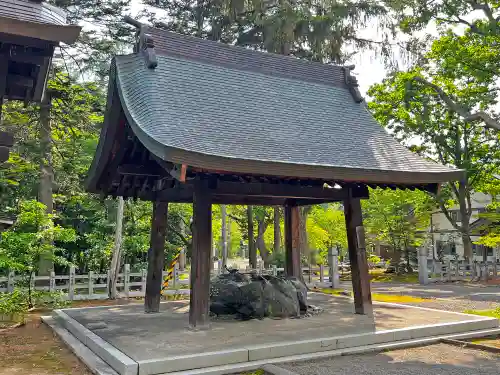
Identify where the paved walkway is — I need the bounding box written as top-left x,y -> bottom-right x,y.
333,281 -> 500,302
279,343 -> 500,375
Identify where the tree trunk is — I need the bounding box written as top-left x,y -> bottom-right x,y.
247,206 -> 256,268
221,204 -> 228,270
462,233 -> 473,261
38,93 -> 54,276
108,196 -> 125,299
273,207 -> 280,254
458,179 -> 472,260
256,218 -> 271,267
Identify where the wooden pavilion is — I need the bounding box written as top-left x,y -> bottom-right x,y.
0,0 -> 81,102
86,22 -> 463,328
0,0 -> 81,161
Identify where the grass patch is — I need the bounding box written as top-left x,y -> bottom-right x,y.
340,269 -> 419,284
317,288 -> 429,303
463,307 -> 500,319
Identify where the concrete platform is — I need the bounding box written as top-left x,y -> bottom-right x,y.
47,293 -> 499,375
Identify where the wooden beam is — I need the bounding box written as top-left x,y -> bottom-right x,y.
189,181 -> 212,329
145,201 -> 168,313
118,164 -> 164,177
343,189 -> 373,316
210,181 -> 369,200
284,204 -> 301,277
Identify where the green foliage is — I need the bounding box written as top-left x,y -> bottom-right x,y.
0,290 -> 69,317
363,188 -> 431,263
0,290 -> 29,316
308,204 -> 347,261
368,28 -> 500,258
368,254 -> 382,264
0,200 -> 76,273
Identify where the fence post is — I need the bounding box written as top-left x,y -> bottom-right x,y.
447,259 -> 452,281
319,264 -> 324,283
494,262 -> 499,280
217,260 -> 222,275
271,265 -> 277,276
7,270 -> 14,292
88,271 -> 94,297
179,249 -> 186,271
68,266 -> 75,301
141,268 -> 147,295
418,248 -> 428,285
123,264 -> 130,298
455,260 -> 460,279
481,262 -> 488,282
105,270 -> 111,297
49,271 -> 55,292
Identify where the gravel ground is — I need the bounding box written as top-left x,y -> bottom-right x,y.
405,298 -> 498,312
279,343 -> 500,375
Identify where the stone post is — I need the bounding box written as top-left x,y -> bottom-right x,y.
418,247 -> 429,285
179,249 -> 186,271
68,266 -> 75,301
328,247 -> 340,289
7,271 -> 14,293
88,271 -> 94,297
49,271 -> 55,293
319,264 -> 324,283
123,264 -> 130,298
272,265 -> 277,276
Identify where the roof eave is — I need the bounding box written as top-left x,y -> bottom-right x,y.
0,16 -> 81,44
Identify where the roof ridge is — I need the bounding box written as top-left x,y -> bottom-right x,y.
133,25 -> 350,89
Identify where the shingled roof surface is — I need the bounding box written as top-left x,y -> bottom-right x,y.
106,28 -> 462,185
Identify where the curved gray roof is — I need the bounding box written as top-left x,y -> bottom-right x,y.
0,0 -> 80,44
89,28 -> 463,188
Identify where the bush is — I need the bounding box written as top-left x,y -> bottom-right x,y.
0,290 -> 29,316
0,290 -> 69,317
269,252 -> 285,267
31,290 -> 70,309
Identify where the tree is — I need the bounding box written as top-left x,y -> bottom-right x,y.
363,189 -> 431,270
368,34 -> 500,259
307,204 -> 347,263
145,0 -> 392,63
385,0 -> 500,130
108,197 -> 124,299
0,200 -> 76,306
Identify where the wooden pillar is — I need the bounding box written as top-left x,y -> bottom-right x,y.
343,192 -> 373,316
284,204 -> 301,277
189,182 -> 212,329
145,201 -> 168,313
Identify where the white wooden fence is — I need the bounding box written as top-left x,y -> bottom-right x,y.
422,259 -> 500,283
0,264 -> 191,301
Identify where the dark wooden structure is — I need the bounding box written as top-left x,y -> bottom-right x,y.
86,21 -> 463,327
0,0 -> 81,162
0,0 -> 81,102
